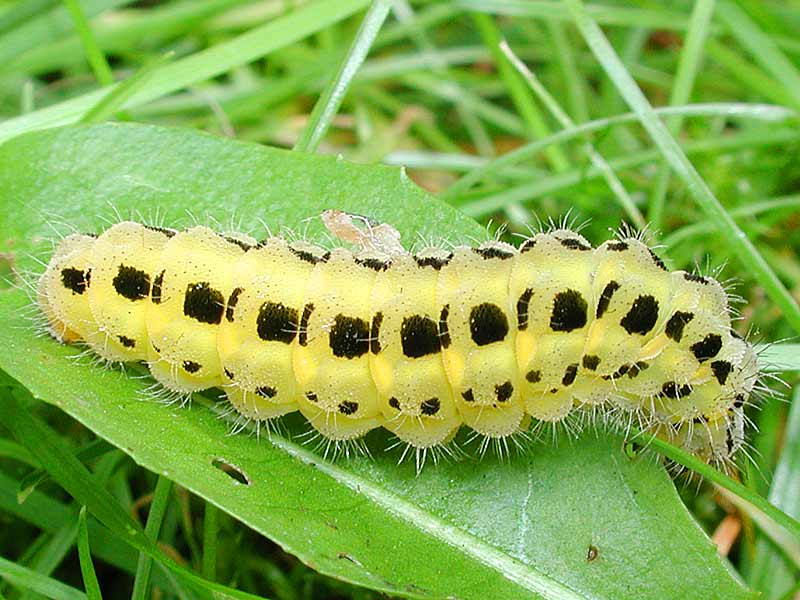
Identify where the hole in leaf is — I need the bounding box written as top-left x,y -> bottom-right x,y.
211,458 -> 250,485
586,545 -> 599,562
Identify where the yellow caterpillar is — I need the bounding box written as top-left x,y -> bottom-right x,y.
36,212 -> 757,466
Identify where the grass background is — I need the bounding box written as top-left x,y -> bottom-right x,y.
0,0 -> 799,598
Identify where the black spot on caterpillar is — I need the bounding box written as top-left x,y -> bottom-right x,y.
596,281 -> 619,319
328,314 -> 370,359
582,355 -> 600,371
370,312 -> 383,354
183,281 -> 225,325
144,225 -> 176,238
257,386 -> 278,399
559,237 -> 591,251
619,295 -> 659,336
438,305 -> 452,349
473,246 -> 515,260
401,314 -> 441,358
420,397 -> 441,415
665,311 -> 694,342
516,288 -> 534,331
691,334 -> 723,363
223,235 -> 253,252
256,301 -> 299,344
113,265 -> 150,300
470,303 -> 509,346
61,267 -> 90,295
561,364 -> 578,386
355,257 -> 391,271
414,254 -> 452,270
299,303 -> 314,347
225,287 -> 243,322
182,360 -> 201,374
151,270 -> 165,304
338,400 -> 359,415
550,290 -> 588,332
495,381 -> 514,402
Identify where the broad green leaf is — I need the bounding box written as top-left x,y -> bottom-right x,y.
0,123 -> 753,600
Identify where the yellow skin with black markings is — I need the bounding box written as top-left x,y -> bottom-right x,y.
37,218 -> 758,464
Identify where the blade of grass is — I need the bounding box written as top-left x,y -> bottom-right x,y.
359,85 -> 463,153
472,13 -> 569,172
18,517 -> 78,600
705,40 -> 797,109
391,1 -> 496,158
454,0 -> 800,56
0,0 -> 59,37
0,472 -> 180,595
374,2 -> 460,49
544,20 -> 588,124
0,388 -> 272,600
80,53 -> 171,124
444,102 -> 796,197
746,387 -> 800,596
0,0 -> 130,68
18,438 -> 115,503
457,0 -> 691,30
457,128 -> 799,216
14,0 -> 249,76
648,0 -> 715,231
563,0 -> 800,335
294,0 -> 391,153
0,0 -> 371,144
62,0 -> 114,86
715,0 -> 800,112
0,556 -> 86,600
499,38 -> 645,229
662,196 -> 800,249
131,476 -> 172,600
0,438 -> 38,467
400,71 -> 527,136
77,507 -> 102,600
201,504 -> 218,582
628,427 -> 800,552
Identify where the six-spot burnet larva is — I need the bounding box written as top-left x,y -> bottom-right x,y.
36,210 -> 758,466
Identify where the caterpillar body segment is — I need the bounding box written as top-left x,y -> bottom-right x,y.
87,222 -> 169,362
370,252 -> 461,448
510,230 -> 596,421
38,233 -> 96,344
145,226 -> 249,393
217,237 -> 314,420
294,247 -> 383,440
37,214 -> 759,464
437,242 -> 526,438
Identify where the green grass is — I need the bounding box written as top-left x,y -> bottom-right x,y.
0,1 -> 799,598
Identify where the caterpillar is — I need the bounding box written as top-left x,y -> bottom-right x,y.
36,210 -> 757,467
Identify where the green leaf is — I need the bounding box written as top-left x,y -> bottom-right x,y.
0,123 -> 755,599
